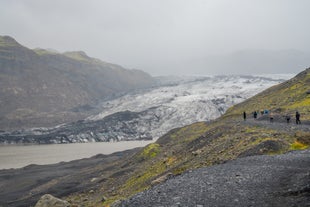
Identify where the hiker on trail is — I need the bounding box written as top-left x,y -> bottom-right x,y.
269,112 -> 274,123
243,111 -> 246,121
285,114 -> 291,124
253,111 -> 258,119
296,111 -> 301,124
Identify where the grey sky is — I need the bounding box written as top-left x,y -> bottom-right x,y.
1,0 -> 310,75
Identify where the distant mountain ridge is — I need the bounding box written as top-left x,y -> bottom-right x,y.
0,35 -> 155,130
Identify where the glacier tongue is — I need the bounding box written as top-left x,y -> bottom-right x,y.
86,75 -> 285,140
0,75 -> 288,144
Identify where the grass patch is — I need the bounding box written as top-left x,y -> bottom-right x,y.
290,141 -> 308,150
138,143 -> 160,160
117,161 -> 166,197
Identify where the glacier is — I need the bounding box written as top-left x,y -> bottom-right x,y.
0,75 -> 291,144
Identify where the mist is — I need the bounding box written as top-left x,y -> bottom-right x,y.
1,0 -> 309,75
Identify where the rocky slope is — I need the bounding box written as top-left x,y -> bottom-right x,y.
0,36 -> 155,130
119,150 -> 310,207
0,75 -> 287,144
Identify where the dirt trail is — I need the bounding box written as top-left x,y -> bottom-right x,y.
240,117 -> 310,133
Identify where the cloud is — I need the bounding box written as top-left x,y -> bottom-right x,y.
0,0 -> 310,75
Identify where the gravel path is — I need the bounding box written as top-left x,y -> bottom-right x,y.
119,150 -> 310,207
241,116 -> 310,133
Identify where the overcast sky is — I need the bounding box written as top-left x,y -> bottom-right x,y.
1,0 -> 310,76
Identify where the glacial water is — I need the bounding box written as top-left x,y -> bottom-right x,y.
0,140 -> 153,169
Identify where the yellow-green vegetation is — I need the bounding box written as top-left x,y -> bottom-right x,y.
138,143 -> 161,160
170,122 -> 211,143
63,51 -> 93,63
33,48 -> 58,55
290,141 -> 308,150
0,36 -> 18,47
294,131 -> 310,146
120,160 -> 166,195
62,51 -> 106,65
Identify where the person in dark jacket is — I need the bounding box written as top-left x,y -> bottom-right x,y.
243,111 -> 246,121
285,114 -> 291,124
296,111 -> 301,124
269,112 -> 274,123
253,111 -> 258,119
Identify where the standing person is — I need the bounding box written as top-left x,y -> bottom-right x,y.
253,111 -> 258,119
285,114 -> 291,124
269,112 -> 274,123
296,111 -> 301,124
243,111 -> 246,121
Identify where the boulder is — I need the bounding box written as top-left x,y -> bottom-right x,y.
35,194 -> 70,207
151,173 -> 174,185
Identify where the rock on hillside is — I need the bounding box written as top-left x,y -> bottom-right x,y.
35,194 -> 70,207
0,36 -> 155,130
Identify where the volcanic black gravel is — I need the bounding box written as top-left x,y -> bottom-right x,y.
119,150 -> 310,207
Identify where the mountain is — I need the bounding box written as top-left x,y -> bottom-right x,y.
0,75 -> 289,144
0,36 -> 155,130
1,68 -> 308,206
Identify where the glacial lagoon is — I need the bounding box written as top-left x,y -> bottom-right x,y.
0,140 -> 153,169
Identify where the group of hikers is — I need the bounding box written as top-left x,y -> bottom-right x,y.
243,110 -> 301,124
